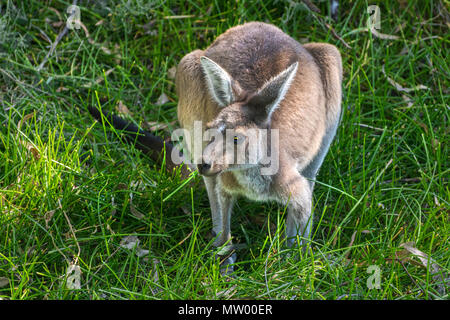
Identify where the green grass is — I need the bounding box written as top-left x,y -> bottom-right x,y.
0,0 -> 448,300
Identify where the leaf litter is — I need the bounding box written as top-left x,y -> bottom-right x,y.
119,235 -> 149,257
397,242 -> 447,296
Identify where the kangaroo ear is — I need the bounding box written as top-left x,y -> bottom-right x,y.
200,56 -> 234,107
247,62 -> 298,124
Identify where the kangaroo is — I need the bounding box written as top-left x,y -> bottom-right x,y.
176,22 -> 342,266
89,21 -> 342,270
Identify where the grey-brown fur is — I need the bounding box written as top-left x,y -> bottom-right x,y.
176,22 -> 342,267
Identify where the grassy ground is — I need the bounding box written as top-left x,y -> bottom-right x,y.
0,0 -> 448,300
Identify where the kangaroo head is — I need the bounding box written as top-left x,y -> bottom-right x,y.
197,56 -> 298,176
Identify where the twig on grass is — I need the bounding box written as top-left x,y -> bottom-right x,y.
395,253 -> 427,296
300,0 -> 321,14
36,0 -> 78,72
298,0 -> 351,49
323,20 -> 352,49
382,177 -> 422,184
60,199 -> 81,265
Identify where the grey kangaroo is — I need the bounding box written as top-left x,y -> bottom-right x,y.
89,22 -> 342,269
176,22 -> 342,264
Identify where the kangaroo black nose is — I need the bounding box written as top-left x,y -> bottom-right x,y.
197,163 -> 211,174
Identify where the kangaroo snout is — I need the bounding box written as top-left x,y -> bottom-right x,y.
197,161 -> 220,176
197,162 -> 210,174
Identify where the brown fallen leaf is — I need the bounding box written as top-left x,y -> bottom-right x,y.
115,100 -> 132,116
434,195 -> 441,207
56,86 -> 69,92
26,142 -> 41,161
52,21 -> 64,28
119,235 -> 149,257
18,138 -> 41,161
79,22 -> 109,55
167,66 -> 177,80
181,206 -> 191,216
402,95 -> 414,108
331,226 -> 339,247
431,138 -> 440,153
0,277 -> 9,288
143,120 -> 176,132
399,242 -> 440,273
351,27 -> 400,41
371,28 -> 400,40
216,284 -> 238,298
18,111 -> 36,130
382,65 -> 429,93
44,209 -> 56,229
166,66 -> 177,91
398,242 -> 445,295
155,92 -> 169,106
130,202 -> 145,220
82,68 -> 114,88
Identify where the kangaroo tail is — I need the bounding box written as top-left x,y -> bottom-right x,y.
88,106 -> 191,178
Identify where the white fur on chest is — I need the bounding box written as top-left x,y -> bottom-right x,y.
232,167 -> 274,201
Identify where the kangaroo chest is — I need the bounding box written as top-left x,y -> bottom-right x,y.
224,168 -> 274,202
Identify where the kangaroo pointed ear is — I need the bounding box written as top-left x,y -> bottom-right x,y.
247,62 -> 298,124
200,56 -> 234,107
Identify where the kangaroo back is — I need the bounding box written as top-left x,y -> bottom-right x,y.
303,43 -> 342,127
204,22 -> 302,93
